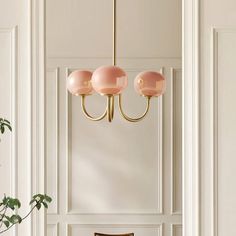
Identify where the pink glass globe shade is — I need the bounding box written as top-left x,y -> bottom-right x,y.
91,66 -> 128,95
134,71 -> 166,97
67,70 -> 93,96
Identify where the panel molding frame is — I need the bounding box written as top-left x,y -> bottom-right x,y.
211,27 -> 236,236
30,0 -> 47,234
171,224 -> 182,236
0,26 -> 18,199
47,223 -> 59,236
170,68 -> 182,216
65,67 -> 164,215
212,27 -> 219,236
48,56 -> 182,60
66,223 -> 163,236
0,26 -> 18,236
46,67 -> 59,215
36,0 -> 202,233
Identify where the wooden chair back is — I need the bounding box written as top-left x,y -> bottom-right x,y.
94,233 -> 134,236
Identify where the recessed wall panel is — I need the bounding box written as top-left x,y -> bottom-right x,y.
67,68 -> 163,214
214,29 -> 236,236
46,68 -> 59,214
68,224 -> 162,236
171,69 -> 182,214
172,224 -> 182,236
47,224 -> 58,236
0,28 -> 16,198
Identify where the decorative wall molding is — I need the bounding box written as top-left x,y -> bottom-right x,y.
30,0 -> 47,234
48,56 -> 182,60
0,26 -> 18,236
171,224 -> 182,236
65,67 -> 164,215
66,223 -> 163,236
212,27 -> 219,236
40,0 -> 185,234
170,68 -> 182,215
211,27 -> 236,236
47,223 -> 59,236
46,67 -> 59,215
0,26 -> 18,198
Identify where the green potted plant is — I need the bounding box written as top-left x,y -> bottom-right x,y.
0,118 -> 51,234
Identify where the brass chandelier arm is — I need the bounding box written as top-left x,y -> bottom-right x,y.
118,94 -> 151,122
81,95 -> 107,121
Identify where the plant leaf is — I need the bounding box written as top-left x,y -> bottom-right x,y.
44,195 -> 52,203
42,202 -> 48,209
29,199 -> 35,205
10,215 -> 22,224
36,203 -> 41,210
3,220 -> 10,228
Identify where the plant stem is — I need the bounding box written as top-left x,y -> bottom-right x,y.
0,207 -> 7,228
0,205 -> 37,234
0,207 -> 6,213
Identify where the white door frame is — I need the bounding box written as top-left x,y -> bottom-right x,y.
33,0 -> 201,235
182,0 -> 200,235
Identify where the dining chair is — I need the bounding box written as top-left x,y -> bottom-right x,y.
94,233 -> 134,236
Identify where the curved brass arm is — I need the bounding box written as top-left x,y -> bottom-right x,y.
81,95 -> 107,121
118,94 -> 151,122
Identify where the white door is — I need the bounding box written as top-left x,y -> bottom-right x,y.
45,1 -> 182,236
198,0 -> 236,235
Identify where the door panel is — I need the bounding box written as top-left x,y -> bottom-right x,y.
200,0 -> 236,235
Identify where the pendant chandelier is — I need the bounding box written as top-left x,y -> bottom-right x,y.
66,0 -> 166,123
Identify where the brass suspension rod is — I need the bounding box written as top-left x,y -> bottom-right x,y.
113,0 -> 117,66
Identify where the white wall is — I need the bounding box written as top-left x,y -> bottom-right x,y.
199,0 -> 236,235
46,0 -> 182,236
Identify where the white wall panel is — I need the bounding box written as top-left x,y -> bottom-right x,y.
171,68 -> 182,215
46,0 -> 113,58
47,224 -> 58,236
66,67 -> 163,215
46,68 -> 59,214
0,27 -> 17,198
118,0 -> 182,57
67,224 -> 162,236
0,27 -> 17,236
46,0 -> 182,235
213,29 -> 236,236
46,63 -> 182,235
171,224 -> 182,236
199,0 -> 236,235
0,0 -> 41,234
46,0 -> 181,59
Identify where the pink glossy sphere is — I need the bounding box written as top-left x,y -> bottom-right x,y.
67,70 -> 93,96
134,71 -> 166,97
91,66 -> 128,95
